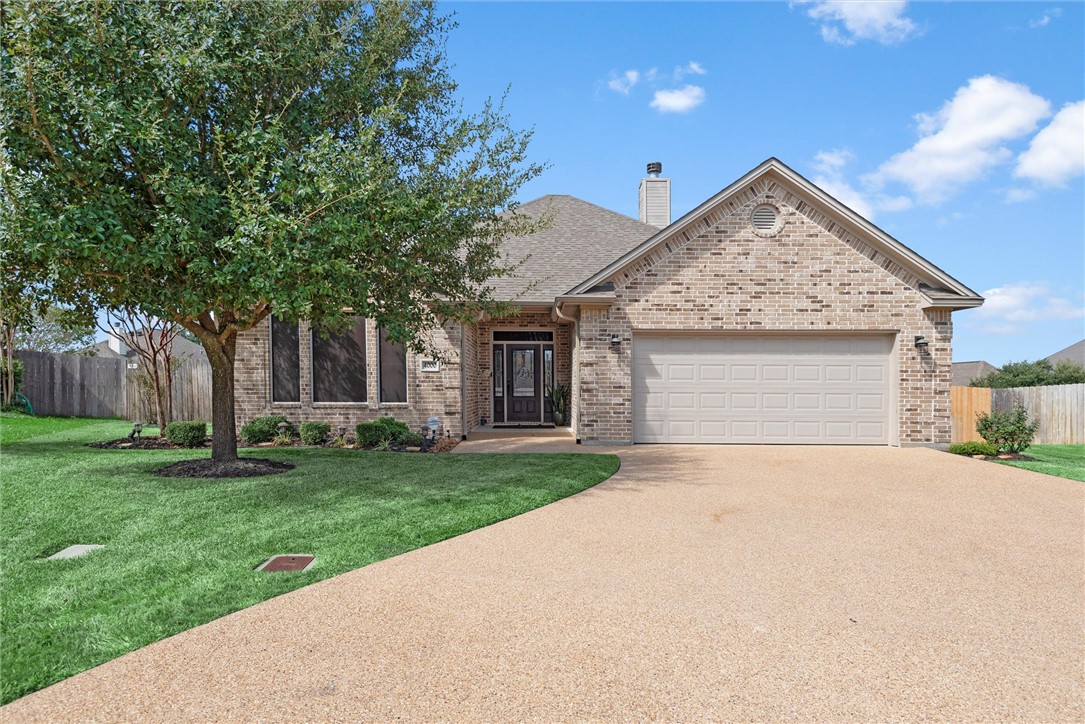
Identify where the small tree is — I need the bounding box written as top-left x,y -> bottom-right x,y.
14,304 -> 95,353
101,309 -> 181,432
975,401 -> 1040,454
3,1 -> 543,466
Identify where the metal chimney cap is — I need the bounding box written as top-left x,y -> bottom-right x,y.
646,161 -> 662,177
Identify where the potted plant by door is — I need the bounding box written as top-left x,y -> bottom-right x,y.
545,383 -> 570,427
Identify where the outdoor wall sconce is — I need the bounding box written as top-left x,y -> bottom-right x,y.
610,335 -> 621,346
914,335 -> 929,349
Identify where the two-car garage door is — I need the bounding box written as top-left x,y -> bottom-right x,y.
632,334 -> 894,444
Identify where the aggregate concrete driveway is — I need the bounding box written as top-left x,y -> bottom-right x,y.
4,445 -> 1082,721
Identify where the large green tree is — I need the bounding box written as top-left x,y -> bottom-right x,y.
2,0 -> 542,463
971,359 -> 1085,388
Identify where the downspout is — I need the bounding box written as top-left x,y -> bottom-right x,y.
553,302 -> 580,443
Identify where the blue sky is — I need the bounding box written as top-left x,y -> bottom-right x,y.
443,1 -> 1085,365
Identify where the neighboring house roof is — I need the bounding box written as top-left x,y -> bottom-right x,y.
564,158 -> 984,310
82,335 -> 206,360
1045,339 -> 1085,366
951,361 -> 999,386
490,195 -> 658,304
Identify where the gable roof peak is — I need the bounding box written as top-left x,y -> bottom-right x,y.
565,157 -> 983,309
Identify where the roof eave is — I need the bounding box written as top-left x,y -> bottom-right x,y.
919,293 -> 985,310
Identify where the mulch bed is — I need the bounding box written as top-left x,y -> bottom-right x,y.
89,436 -> 204,450
969,453 -> 1036,461
154,458 -> 295,478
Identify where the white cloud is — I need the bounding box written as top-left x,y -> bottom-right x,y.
972,281 -> 1085,333
1029,8 -> 1062,28
1004,187 -> 1038,203
812,149 -> 875,218
810,148 -> 913,219
650,85 -> 706,113
935,211 -> 967,227
1014,100 -> 1085,186
607,69 -> 640,95
800,1 -> 919,45
678,61 -> 706,79
866,75 -> 1051,204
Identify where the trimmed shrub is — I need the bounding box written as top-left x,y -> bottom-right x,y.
300,421 -> 331,446
976,402 -> 1039,454
240,415 -> 295,444
356,416 -> 411,448
164,420 -> 207,447
398,431 -> 425,448
948,441 -> 999,457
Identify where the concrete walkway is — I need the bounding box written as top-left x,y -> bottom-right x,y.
4,446 -> 1082,721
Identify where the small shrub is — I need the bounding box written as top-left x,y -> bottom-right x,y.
273,431 -> 294,446
976,402 -> 1039,454
948,441 -> 998,456
240,415 -> 295,444
356,416 -> 411,448
163,421 -> 207,448
1,357 -> 24,392
398,431 -> 425,448
299,421 -> 331,446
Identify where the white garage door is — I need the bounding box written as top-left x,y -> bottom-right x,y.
632,334 -> 894,444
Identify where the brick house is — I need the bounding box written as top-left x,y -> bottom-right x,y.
234,158 -> 983,446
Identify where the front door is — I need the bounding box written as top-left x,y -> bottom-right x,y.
506,345 -> 541,422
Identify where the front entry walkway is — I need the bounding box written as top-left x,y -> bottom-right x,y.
460,425 -> 579,453
4,447 -> 1082,721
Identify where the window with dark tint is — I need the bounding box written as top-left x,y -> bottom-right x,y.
270,318 -> 300,403
493,330 -> 554,342
311,317 -> 367,402
379,327 -> 408,403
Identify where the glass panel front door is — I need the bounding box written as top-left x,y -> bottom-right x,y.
506,344 -> 541,422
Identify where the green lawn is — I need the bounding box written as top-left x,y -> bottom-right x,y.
994,444 -> 1085,482
0,413 -> 619,704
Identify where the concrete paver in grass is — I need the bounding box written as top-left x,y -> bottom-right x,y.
3,445 -> 1082,722
46,545 -> 104,560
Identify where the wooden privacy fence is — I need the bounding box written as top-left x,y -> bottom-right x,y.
951,386 -> 991,443
951,383 -> 1085,445
15,350 -> 212,423
123,358 -> 213,422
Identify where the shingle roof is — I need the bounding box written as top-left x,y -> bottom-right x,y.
951,360 -> 999,386
488,195 -> 658,304
80,335 -> 207,360
1045,339 -> 1085,366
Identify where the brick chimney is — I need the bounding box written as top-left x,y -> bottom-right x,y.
638,161 -> 670,228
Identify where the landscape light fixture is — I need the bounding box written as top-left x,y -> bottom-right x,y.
337,425 -> 346,438
131,421 -> 142,441
914,335 -> 929,349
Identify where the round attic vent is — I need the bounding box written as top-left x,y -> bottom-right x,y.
751,204 -> 781,236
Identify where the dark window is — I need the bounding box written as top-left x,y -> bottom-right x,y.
311,317 -> 367,402
493,330 -> 554,342
379,327 -> 408,403
270,318 -> 300,403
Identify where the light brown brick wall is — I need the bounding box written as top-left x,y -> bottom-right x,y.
235,318 -> 465,438
577,177 -> 954,445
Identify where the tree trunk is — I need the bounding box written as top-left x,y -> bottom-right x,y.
147,357 -> 167,433
164,358 -> 174,424
206,336 -> 239,463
